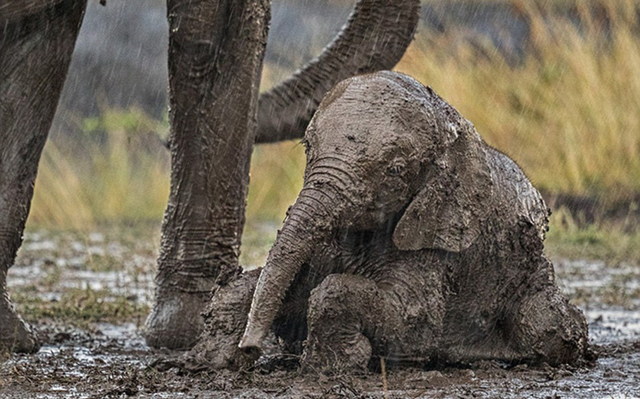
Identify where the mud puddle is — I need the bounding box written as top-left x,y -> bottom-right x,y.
1,230 -> 639,398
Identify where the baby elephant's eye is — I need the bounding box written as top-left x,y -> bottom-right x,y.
386,159 -> 406,176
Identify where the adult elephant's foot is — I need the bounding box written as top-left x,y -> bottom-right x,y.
0,295 -> 39,353
144,289 -> 212,350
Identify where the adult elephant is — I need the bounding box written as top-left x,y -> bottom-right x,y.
1,0 -> 87,353
194,71 -> 588,371
0,0 -> 420,353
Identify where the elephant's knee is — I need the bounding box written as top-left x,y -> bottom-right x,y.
513,288 -> 588,365
303,274 -> 378,372
302,330 -> 372,374
307,274 -> 377,325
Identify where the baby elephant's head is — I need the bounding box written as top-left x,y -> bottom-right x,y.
302,71 -> 493,246
301,73 -> 424,230
239,71 -> 494,353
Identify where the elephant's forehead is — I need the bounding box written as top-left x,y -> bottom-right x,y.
341,71 -> 427,100
314,105 -> 409,145
317,76 -> 426,130
311,113 -> 416,164
308,72 -> 431,157
316,83 -> 416,133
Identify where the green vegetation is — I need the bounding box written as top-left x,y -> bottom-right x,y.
546,208 -> 640,265
13,288 -> 149,327
24,0 -> 640,264
397,0 -> 640,202
29,108 -> 171,229
27,108 -> 306,230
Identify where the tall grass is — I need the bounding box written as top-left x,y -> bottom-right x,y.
28,109 -> 171,229
27,109 -> 306,230
397,0 -> 640,202
27,0 -> 640,231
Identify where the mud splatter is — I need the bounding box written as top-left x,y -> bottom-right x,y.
1,229 -> 638,398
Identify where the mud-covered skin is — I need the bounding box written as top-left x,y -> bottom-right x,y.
145,0 -> 420,350
0,1 -> 86,353
226,71 -> 588,372
0,273 -> 38,353
3,229 -> 637,397
0,0 -> 420,352
255,0 -> 421,143
186,268 -> 261,371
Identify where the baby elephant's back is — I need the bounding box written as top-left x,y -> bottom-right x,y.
440,148 -> 552,348
486,147 -> 549,243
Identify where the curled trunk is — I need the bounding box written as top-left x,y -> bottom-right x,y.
255,0 -> 421,143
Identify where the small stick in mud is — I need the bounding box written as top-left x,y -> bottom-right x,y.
380,357 -> 389,399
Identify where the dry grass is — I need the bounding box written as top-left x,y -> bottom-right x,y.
26,0 -> 640,235
397,0 -> 640,203
245,142 -> 306,223
28,109 -> 171,229
27,109 -> 306,230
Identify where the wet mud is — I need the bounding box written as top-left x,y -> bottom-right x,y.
1,230 -> 639,398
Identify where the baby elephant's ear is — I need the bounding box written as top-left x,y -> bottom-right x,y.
393,135 -> 494,252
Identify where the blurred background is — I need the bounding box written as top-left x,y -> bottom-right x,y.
28,0 -> 640,262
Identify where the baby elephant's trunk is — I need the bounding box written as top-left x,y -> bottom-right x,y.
239,186 -> 337,353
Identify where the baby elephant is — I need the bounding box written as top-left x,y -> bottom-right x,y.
199,71 -> 588,372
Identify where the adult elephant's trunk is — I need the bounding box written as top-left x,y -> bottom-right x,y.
239,174 -> 346,352
255,0 -> 420,143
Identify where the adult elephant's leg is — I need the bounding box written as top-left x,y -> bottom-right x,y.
0,1 -> 86,353
303,268 -> 444,372
144,0 -> 270,349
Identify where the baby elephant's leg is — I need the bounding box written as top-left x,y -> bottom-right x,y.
187,269 -> 259,370
510,285 -> 588,365
302,274 -> 386,372
303,273 -> 440,372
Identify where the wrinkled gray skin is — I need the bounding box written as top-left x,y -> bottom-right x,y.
1,0 -> 87,353
0,0 -> 419,353
195,71 -> 588,372
143,0 -> 420,350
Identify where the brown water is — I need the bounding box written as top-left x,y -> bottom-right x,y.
1,230 -> 638,398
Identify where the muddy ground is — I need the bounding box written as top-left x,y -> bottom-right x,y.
1,228 -> 639,398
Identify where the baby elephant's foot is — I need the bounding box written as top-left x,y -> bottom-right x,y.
186,270 -> 259,371
1,296 -> 39,353
302,331 -> 372,374
513,288 -> 588,365
301,274 -> 383,374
